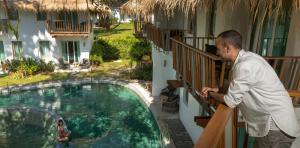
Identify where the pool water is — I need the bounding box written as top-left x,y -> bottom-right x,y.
0,83 -> 162,147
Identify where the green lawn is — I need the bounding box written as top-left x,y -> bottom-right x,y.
94,23 -> 135,39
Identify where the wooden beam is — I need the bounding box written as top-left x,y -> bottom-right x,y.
288,90 -> 300,98
167,80 -> 183,88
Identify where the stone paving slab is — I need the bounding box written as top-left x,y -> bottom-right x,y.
164,119 -> 194,148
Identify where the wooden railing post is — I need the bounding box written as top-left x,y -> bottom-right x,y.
191,49 -> 196,95
176,41 -> 180,78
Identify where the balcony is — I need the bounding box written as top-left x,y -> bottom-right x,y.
46,20 -> 92,37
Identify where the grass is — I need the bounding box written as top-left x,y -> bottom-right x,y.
94,23 -> 135,39
94,23 -> 140,59
0,59 -> 135,87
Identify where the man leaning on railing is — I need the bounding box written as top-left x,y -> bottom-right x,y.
200,30 -> 300,148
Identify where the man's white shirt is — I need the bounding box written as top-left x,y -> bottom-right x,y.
224,49 -> 300,137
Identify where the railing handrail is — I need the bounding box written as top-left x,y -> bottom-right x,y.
184,36 -> 216,39
263,56 -> 300,60
170,37 -> 221,61
194,104 -> 233,148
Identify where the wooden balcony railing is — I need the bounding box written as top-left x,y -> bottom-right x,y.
263,56 -> 300,90
171,37 -> 229,95
184,36 -> 216,51
145,24 -> 184,51
46,20 -> 92,36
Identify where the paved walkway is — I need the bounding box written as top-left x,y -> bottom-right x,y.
164,119 -> 194,148
149,97 -> 194,148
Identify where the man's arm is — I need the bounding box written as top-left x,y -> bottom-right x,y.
208,91 -> 225,104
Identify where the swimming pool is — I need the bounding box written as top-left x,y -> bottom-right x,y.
0,83 -> 162,147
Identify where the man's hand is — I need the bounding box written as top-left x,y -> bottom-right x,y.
201,87 -> 219,97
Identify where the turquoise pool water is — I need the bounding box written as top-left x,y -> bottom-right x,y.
0,83 -> 162,147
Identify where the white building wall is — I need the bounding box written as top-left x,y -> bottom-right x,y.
215,2 -> 249,47
196,8 -> 209,37
151,45 -> 176,97
179,88 -> 203,143
0,10 -> 93,63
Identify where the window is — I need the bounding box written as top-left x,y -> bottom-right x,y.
0,41 -> 5,61
12,41 -> 22,59
39,41 -> 50,58
8,9 -> 19,20
37,11 -> 47,21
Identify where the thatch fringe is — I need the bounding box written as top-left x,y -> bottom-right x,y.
121,0 -> 300,19
0,0 -> 111,14
120,0 -> 156,17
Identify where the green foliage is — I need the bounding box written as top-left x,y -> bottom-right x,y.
90,40 -> 104,66
130,62 -> 153,81
90,39 -> 119,65
129,40 -> 151,62
4,58 -> 55,78
94,23 -> 139,60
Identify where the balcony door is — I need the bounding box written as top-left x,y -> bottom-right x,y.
249,4 -> 291,56
58,11 -> 78,29
61,41 -> 80,64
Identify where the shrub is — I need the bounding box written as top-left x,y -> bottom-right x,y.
90,40 -> 104,66
90,39 -> 120,65
129,40 -> 151,62
130,62 -> 152,81
4,58 -> 54,78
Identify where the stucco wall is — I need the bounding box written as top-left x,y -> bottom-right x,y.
151,45 -> 176,97
179,88 -> 203,143
154,8 -> 185,30
214,1 -> 249,48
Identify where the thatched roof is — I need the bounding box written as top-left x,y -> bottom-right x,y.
0,0 -> 111,14
120,0 -> 156,16
121,0 -> 300,18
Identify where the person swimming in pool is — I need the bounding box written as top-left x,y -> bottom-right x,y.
57,118 -> 71,143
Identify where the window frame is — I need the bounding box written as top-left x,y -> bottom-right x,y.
0,41 -> 5,61
39,40 -> 50,59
